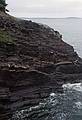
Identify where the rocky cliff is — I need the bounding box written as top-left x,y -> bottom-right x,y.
0,12 -> 82,119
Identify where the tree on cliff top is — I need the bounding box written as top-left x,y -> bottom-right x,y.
0,0 -> 8,12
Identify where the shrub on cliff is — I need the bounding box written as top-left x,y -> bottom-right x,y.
0,0 -> 8,12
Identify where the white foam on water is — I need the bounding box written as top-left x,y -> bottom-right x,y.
62,83 -> 82,92
50,93 -> 56,97
75,102 -> 82,109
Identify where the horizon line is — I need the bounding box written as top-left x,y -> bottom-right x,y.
20,17 -> 82,19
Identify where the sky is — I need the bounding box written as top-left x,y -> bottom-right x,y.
7,0 -> 82,18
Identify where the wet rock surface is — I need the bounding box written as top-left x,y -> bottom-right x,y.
0,12 -> 82,119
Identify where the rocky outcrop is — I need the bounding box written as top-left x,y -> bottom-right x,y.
0,12 -> 82,119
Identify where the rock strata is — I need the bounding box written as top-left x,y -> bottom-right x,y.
0,12 -> 82,119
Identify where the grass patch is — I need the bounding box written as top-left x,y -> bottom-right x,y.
0,30 -> 14,44
0,30 -> 16,54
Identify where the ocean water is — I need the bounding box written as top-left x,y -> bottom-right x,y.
27,18 -> 82,57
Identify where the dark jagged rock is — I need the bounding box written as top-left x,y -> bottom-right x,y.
0,12 -> 82,119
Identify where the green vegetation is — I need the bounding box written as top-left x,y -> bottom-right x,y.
0,30 -> 16,54
0,0 -> 8,12
0,30 -> 14,43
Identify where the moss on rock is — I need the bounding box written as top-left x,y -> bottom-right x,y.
0,30 -> 14,43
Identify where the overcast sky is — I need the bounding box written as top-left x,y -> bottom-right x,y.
7,0 -> 82,18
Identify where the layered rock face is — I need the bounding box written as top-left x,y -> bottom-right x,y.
0,12 -> 82,119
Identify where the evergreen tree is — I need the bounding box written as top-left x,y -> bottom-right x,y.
0,0 -> 8,12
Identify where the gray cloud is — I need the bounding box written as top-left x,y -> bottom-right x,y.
7,0 -> 82,17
